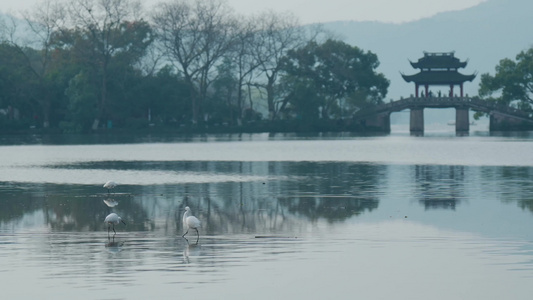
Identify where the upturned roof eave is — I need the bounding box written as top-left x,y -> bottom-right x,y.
401,72 -> 476,84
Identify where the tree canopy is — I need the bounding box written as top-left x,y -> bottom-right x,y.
280,39 -> 389,120
0,0 -> 390,133
479,47 -> 533,112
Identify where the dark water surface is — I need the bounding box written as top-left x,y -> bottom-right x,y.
1,131 -> 533,299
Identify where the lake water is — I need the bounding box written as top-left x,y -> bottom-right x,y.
1,126 -> 533,299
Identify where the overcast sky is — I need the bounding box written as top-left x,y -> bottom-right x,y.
2,0 -> 486,24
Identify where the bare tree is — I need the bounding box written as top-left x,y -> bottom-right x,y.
251,11 -> 306,120
0,0 -> 67,127
227,16 -> 263,124
19,0 -> 69,128
0,14 -> 14,42
66,0 -> 145,130
152,0 -> 238,125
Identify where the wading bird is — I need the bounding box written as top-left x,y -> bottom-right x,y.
182,206 -> 201,243
103,181 -> 117,194
104,213 -> 126,236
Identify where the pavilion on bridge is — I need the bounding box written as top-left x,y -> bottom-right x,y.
401,51 -> 476,98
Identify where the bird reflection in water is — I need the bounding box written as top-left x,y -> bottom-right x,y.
183,238 -> 201,264
103,198 -> 119,208
105,236 -> 124,254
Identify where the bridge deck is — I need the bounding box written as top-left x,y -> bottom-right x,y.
354,97 -> 532,123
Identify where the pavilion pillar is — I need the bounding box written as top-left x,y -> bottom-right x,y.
415,84 -> 419,97
456,107 -> 469,132
410,108 -> 424,132
460,84 -> 464,97
425,85 -> 429,98
450,85 -> 454,97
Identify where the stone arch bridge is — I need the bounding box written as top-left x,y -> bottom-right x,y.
353,96 -> 533,132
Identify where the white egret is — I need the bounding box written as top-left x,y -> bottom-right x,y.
104,213 -> 126,235
182,206 -> 201,242
103,181 -> 117,194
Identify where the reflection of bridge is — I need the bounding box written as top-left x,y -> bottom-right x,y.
354,96 -> 533,132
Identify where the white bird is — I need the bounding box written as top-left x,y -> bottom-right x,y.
103,181 -> 117,194
182,206 -> 201,242
104,213 -> 126,235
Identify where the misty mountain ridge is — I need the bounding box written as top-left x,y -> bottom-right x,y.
323,0 -> 533,100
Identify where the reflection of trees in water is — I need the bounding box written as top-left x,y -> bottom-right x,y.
413,165 -> 465,210
5,162 -> 533,233
0,183 -> 149,232
45,193 -> 150,232
0,162 -> 385,233
165,183 -> 296,235
482,167 -> 533,213
127,162 -> 386,234
273,162 -> 383,222
280,196 -> 378,223
202,162 -> 380,231
0,189 -> 43,228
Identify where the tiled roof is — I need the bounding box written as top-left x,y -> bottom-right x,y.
410,52 -> 468,70
401,70 -> 476,85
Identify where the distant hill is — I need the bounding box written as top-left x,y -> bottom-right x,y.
323,0 -> 533,101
